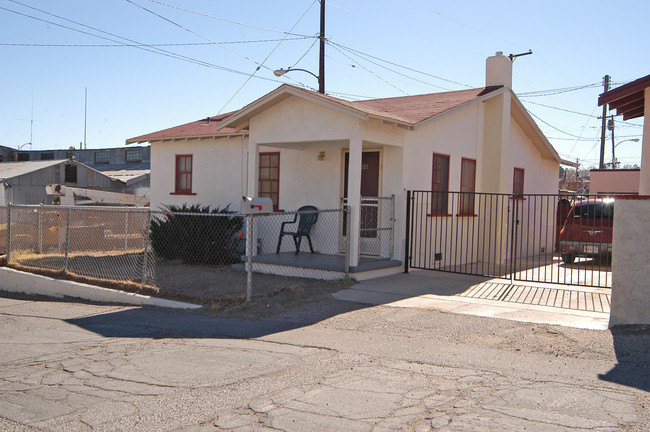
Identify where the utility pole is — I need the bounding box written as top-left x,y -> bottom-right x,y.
609,117 -> 616,168
318,0 -> 325,94
599,75 -> 610,169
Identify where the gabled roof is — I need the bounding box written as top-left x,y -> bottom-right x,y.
89,162 -> 150,185
126,111 -> 247,144
0,159 -> 67,180
598,74 -> 650,120
221,84 -> 503,131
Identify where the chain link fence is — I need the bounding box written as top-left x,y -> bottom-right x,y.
1,204 -> 355,304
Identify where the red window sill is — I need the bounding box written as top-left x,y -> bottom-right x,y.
170,191 -> 196,196
510,196 -> 526,200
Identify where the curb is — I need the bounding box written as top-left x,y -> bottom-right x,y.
0,267 -> 202,310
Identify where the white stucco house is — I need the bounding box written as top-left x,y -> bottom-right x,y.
127,52 -> 563,279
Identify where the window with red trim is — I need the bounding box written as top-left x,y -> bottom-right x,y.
259,152 -> 280,211
431,153 -> 450,215
459,158 -> 476,215
174,155 -> 193,194
513,167 -> 525,196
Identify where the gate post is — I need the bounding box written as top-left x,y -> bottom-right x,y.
404,190 -> 411,273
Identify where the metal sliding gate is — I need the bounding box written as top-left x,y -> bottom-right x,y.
405,191 -> 612,288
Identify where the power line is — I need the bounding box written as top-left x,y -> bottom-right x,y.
328,43 -> 409,96
0,37 -> 314,47
328,40 -> 474,89
0,3 -> 284,82
216,0 -> 319,114
518,83 -> 601,97
145,0 -> 313,37
329,42 -> 453,92
522,100 -> 596,118
124,0 -> 273,73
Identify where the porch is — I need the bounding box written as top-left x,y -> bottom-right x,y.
237,251 -> 402,281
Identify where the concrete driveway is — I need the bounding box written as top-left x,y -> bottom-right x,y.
336,270 -> 611,329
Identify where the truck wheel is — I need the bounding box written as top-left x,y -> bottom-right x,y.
561,253 -> 575,264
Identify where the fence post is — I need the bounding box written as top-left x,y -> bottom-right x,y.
124,210 -> 129,252
6,203 -> 11,264
404,191 -> 411,273
38,204 -> 43,254
141,210 -> 151,291
246,214 -> 253,302
64,207 -> 71,272
344,206 -> 350,279
389,194 -> 395,260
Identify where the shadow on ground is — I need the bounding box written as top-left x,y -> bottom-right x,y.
598,325 -> 650,392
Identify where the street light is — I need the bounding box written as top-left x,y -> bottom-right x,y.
614,138 -> 640,148
273,68 -> 323,94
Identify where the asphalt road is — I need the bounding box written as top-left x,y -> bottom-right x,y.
0,291 -> 648,431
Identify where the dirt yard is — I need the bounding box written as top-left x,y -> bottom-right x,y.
153,260 -> 355,317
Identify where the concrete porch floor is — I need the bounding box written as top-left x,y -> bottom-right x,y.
235,252 -> 402,280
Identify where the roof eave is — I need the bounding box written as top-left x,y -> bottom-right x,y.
125,132 -> 249,145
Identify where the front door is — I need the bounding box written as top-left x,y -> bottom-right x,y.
344,151 -> 380,240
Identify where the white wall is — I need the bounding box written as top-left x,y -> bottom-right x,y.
590,169 -> 640,195
150,136 -> 248,211
610,197 -> 650,326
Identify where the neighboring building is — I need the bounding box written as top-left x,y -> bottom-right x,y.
0,146 -> 150,203
0,159 -> 148,205
1,145 -> 150,167
598,74 -> 648,193
128,52 -> 563,276
589,168 -> 640,195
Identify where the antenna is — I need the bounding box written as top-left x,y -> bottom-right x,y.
83,87 -> 88,150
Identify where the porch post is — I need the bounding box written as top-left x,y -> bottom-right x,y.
347,132 -> 362,267
246,140 -> 259,198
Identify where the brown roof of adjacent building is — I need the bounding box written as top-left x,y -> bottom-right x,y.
126,111 -> 246,144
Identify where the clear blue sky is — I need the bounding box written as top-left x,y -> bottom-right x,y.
1,0 -> 647,168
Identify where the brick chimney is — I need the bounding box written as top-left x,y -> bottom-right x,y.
486,51 -> 512,88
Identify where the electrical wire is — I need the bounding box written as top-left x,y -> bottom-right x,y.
328,43 -> 409,96
330,42 -> 452,91
125,0 -> 273,72
522,100 -> 595,118
328,41 -> 474,89
0,37 -> 314,47
216,0 -> 319,114
0,3 -> 283,82
518,83 -> 601,97
145,0 -> 313,37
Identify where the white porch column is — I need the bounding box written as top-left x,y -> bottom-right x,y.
639,88 -> 650,195
346,131 -> 363,267
246,140 -> 259,198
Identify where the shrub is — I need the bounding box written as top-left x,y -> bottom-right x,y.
150,204 -> 243,265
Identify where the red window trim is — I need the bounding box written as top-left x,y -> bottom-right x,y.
513,167 -> 525,199
259,151 -> 280,211
174,154 -> 193,195
459,157 -> 476,216
431,153 -> 450,216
